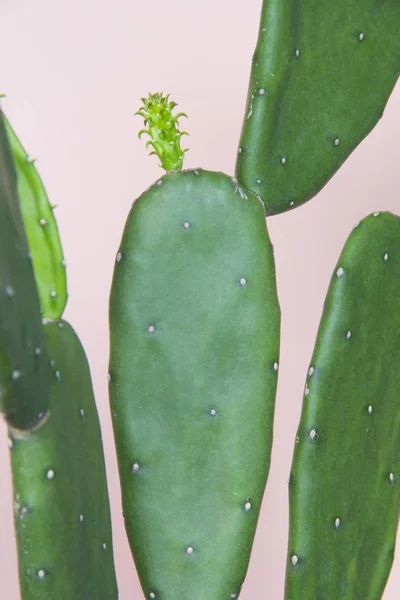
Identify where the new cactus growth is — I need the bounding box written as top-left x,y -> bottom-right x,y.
109,98 -> 280,599
3,115 -> 67,320
236,0 -> 400,215
285,212 -> 400,599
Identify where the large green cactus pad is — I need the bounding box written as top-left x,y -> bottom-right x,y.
4,114 -> 67,320
0,108 -> 50,430
9,320 -> 118,600
285,212 -> 400,599
109,169 -> 280,600
236,1 -> 400,215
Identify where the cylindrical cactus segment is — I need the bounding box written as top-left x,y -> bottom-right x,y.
285,212 -> 400,600
236,0 -> 400,216
9,320 -> 118,600
109,169 -> 280,600
4,113 -> 67,320
0,108 -> 50,430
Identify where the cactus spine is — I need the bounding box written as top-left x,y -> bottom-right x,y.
285,212 -> 400,599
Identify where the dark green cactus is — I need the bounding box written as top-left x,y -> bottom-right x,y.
236,0 -> 400,215
9,321 -> 118,600
109,167 -> 280,599
4,114 -> 67,320
0,109 -> 50,430
285,211 -> 400,599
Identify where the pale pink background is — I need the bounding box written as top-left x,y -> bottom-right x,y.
0,1 -> 399,598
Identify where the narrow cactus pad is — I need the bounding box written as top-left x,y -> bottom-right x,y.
285,212 -> 400,599
9,321 -> 118,600
236,1 -> 400,215
109,169 -> 280,600
4,114 -> 67,320
0,109 -> 50,430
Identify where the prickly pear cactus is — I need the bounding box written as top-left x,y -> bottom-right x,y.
109,155 -> 280,597
0,108 -> 50,430
285,212 -> 400,599
9,321 -> 118,600
236,0 -> 400,215
4,114 -> 67,320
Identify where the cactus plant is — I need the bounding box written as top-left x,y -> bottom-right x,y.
109,100 -> 280,599
285,212 -> 400,599
236,0 -> 400,215
1,0 -> 400,599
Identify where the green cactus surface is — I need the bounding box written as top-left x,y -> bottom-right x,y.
136,93 -> 188,171
0,108 -> 50,430
9,320 -> 118,600
4,114 -> 67,320
285,211 -> 400,599
236,0 -> 400,215
109,169 -> 280,600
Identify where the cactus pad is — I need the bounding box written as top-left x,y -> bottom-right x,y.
4,114 -> 67,320
285,212 -> 400,599
236,1 -> 400,215
0,108 -> 50,430
9,320 -> 118,600
109,169 -> 280,599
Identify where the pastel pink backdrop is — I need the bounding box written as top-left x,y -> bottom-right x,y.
1,1 -> 399,598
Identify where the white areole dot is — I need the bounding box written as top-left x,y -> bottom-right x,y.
368,405 -> 373,414
359,32 -> 365,41
334,138 -> 340,146
148,325 -> 155,334
259,88 -> 266,96
289,201 -> 295,207
309,428 -> 316,440
156,179 -> 163,186
6,285 -> 14,297
281,157 -> 287,165
8,437 -> 13,449
50,290 -> 57,298
273,362 -> 279,372
116,252 -> 122,263
183,221 -> 191,230
304,385 -> 310,397
102,543 -> 107,550
335,517 -> 341,529
39,218 -> 47,227
244,500 -> 252,511
389,473 -> 395,482
80,408 -> 85,416
295,48 -> 300,57
80,514 -> 84,522
346,331 -> 352,340
149,594 -> 156,599
186,546 -> 194,555
291,554 -> 299,566
308,366 -> 315,377
38,569 -> 46,579
238,147 -> 242,154
107,373 -> 111,382
46,469 -> 55,480
373,211 -> 380,217
239,277 -> 247,286
384,253 -> 389,262
35,347 -> 41,356
55,371 -> 61,381
132,462 -> 140,473
336,267 -> 344,277
11,369 -> 21,381
256,178 -> 262,184
210,409 -> 217,417
194,170 -> 200,176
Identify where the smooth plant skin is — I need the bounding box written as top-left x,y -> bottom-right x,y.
285,212 -> 400,599
109,169 -> 280,600
236,0 -> 400,215
0,108 -> 50,430
9,321 -> 118,600
4,114 -> 67,320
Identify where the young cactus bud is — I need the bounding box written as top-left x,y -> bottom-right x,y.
136,92 -> 188,171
